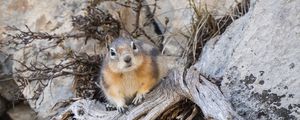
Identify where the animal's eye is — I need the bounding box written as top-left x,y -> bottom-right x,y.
110,48 -> 116,57
131,42 -> 138,51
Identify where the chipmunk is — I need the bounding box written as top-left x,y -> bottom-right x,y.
100,37 -> 168,113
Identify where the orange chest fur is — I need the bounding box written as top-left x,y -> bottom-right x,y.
103,59 -> 155,87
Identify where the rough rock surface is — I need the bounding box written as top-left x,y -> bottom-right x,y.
0,0 -> 87,33
196,0 -> 300,119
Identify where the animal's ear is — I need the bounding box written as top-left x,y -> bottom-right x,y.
106,45 -> 110,51
105,35 -> 113,53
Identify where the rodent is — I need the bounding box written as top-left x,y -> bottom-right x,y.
100,37 -> 168,113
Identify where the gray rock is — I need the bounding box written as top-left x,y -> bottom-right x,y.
196,0 -> 300,119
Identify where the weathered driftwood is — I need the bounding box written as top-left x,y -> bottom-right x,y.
53,64 -> 239,120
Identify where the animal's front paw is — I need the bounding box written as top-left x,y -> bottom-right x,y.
105,103 -> 116,111
132,93 -> 146,105
116,106 -> 128,114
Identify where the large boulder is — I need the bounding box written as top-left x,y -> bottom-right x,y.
196,0 -> 300,119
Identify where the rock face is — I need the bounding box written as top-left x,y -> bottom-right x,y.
196,0 -> 300,119
0,0 -> 87,33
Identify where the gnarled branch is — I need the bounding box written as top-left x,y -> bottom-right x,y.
53,65 -> 239,120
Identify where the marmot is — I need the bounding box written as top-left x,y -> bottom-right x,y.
100,37 -> 168,113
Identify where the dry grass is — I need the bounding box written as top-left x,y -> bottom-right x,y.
183,0 -> 250,67
158,99 -> 204,120
72,6 -> 120,44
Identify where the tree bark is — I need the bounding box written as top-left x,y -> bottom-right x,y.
54,64 -> 240,120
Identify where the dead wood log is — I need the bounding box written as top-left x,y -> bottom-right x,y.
53,64 -> 240,120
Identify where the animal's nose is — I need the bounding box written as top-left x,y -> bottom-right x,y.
124,56 -> 132,63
